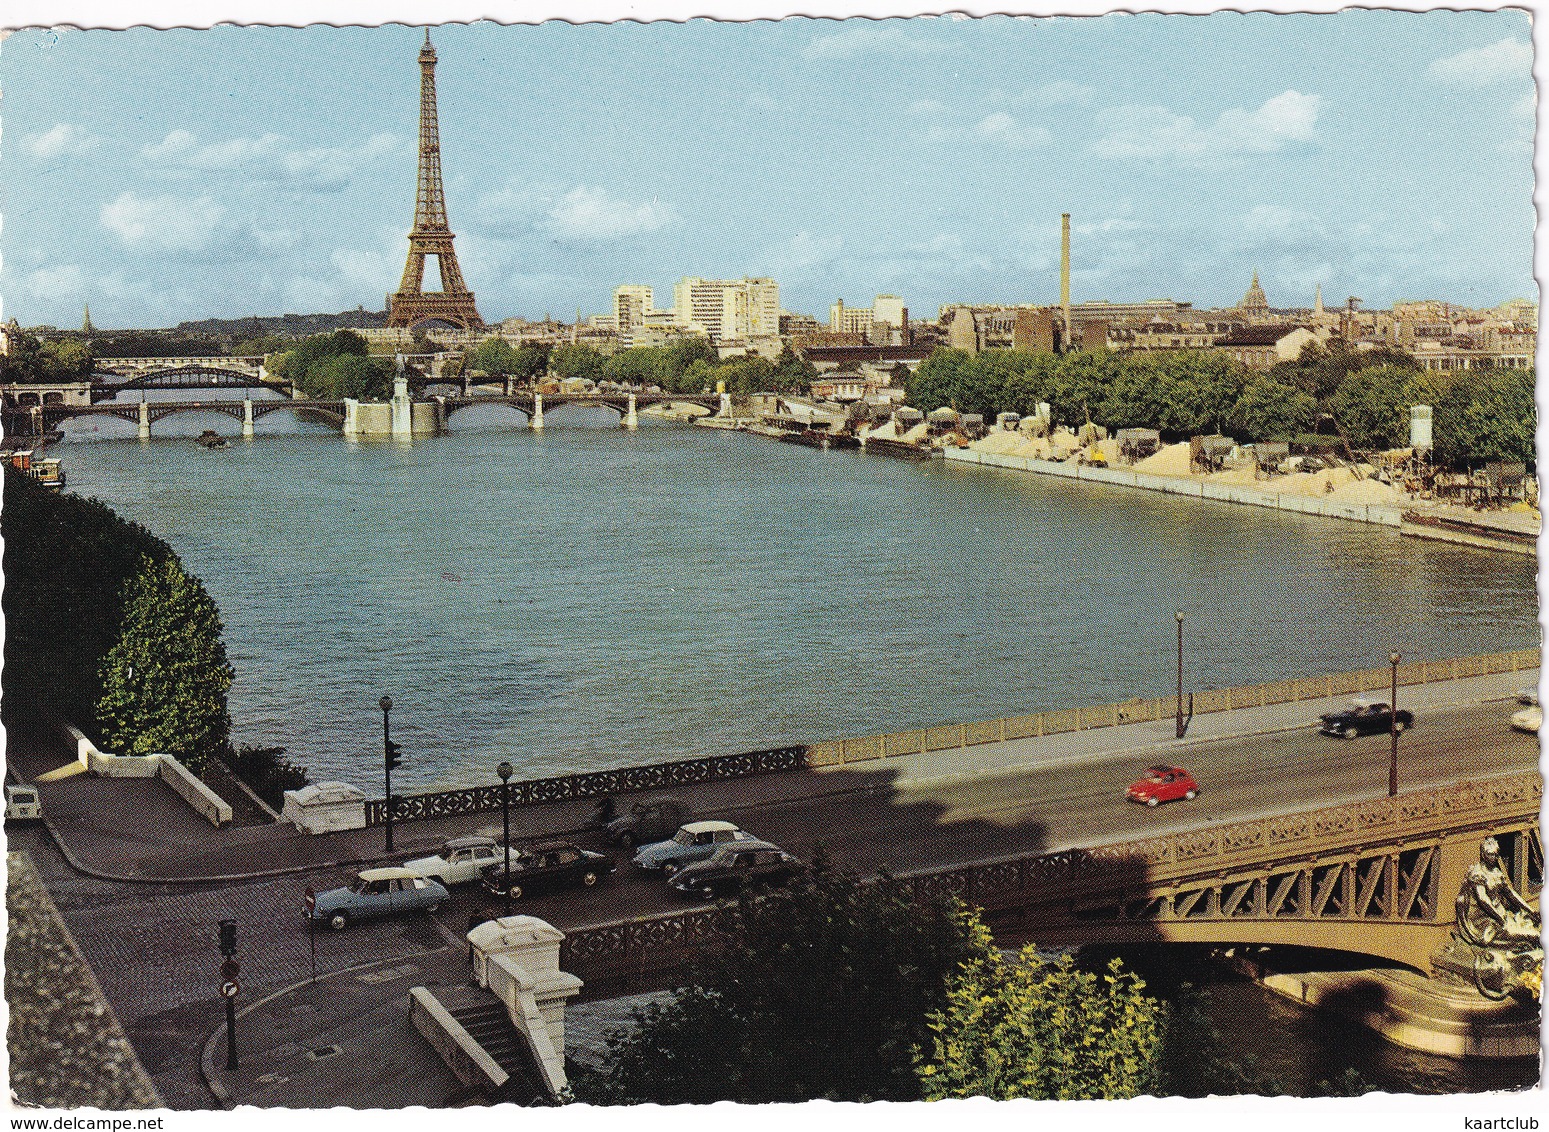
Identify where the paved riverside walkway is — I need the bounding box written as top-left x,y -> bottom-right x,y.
5,667 -> 1535,886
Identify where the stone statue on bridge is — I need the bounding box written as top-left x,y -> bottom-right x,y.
1433,837 -> 1542,1001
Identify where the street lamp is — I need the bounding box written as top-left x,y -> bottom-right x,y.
497,761 -> 514,917
1389,652 -> 1401,797
380,695 -> 402,852
1175,611 -> 1186,739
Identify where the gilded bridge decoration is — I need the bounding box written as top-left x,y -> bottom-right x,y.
560,772 -> 1541,996
362,745 -> 807,826
1431,836 -> 1544,1001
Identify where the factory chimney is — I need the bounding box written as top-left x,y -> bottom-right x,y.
1060,213 -> 1072,351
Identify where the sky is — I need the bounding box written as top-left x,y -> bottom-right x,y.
1,10 -> 1537,329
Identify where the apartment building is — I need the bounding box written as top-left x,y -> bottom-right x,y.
673,277 -> 781,344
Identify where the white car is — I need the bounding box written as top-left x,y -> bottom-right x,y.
1510,704 -> 1542,734
403,835 -> 510,886
4,784 -> 41,822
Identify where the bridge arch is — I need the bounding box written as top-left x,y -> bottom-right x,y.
114,365 -> 290,395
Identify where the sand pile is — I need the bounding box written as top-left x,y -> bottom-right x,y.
1327,478 -> 1403,504
1050,429 -> 1084,456
864,421 -> 898,441
1133,442 -> 1192,477
902,422 -> 931,443
973,431 -> 1025,455
1013,438 -> 1053,459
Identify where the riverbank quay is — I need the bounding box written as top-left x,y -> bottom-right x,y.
7,664 -> 1534,887
943,446 -> 1538,554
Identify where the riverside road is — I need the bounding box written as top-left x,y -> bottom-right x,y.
8,671 -> 1537,1107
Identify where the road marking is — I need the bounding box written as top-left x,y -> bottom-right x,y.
356,962 -> 419,984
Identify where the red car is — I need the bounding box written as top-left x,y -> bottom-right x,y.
1126,764 -> 1200,807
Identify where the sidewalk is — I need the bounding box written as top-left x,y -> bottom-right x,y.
199,945 -> 665,1108
8,668 -> 1535,886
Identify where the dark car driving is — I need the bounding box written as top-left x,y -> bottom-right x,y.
1318,699 -> 1414,739
479,842 -> 616,900
667,840 -> 804,900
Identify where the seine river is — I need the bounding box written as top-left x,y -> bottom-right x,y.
59,398 -> 1541,1094
62,399 -> 1538,791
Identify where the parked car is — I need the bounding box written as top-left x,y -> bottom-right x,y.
668,841 -> 805,899
1510,703 -> 1542,733
1318,699 -> 1414,739
604,796 -> 692,848
309,867 -> 448,930
402,835 -> 510,886
632,820 -> 758,875
479,842 -> 616,900
1125,765 -> 1200,807
4,783 -> 41,822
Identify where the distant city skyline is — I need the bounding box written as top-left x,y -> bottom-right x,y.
3,11 -> 1535,329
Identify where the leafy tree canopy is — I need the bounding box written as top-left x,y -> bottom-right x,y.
1226,378 -> 1318,442
96,555 -> 234,772
917,936 -> 1166,1101
573,860 -> 996,1104
551,343 -> 606,382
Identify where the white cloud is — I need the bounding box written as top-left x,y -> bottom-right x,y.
802,21 -> 955,61
25,265 -> 86,300
969,112 -> 1052,148
100,192 -> 226,252
1091,91 -> 1323,161
140,129 -> 401,191
543,186 -> 678,241
23,123 -> 101,160
908,98 -> 947,117
926,111 -> 1051,149
1429,38 -> 1532,86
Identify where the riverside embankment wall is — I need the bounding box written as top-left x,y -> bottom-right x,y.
944,447 -> 1406,526
804,648 -> 1540,767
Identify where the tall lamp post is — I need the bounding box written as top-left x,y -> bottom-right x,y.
1389,652 -> 1401,797
1175,611 -> 1186,739
381,696 -> 402,852
497,760 -> 514,917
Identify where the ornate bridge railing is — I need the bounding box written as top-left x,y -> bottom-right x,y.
362,744 -> 808,826
560,771 -> 1541,995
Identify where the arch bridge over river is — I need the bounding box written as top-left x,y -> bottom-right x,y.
563,771 -> 1541,997
2,378 -> 724,439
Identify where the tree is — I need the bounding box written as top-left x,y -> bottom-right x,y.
468,336 -> 520,377
917,936 -> 1165,1101
306,353 -> 389,400
0,330 -> 46,382
572,861 -> 996,1104
95,555 -> 235,773
2,471 -> 182,735
230,335 -> 290,359
772,344 -> 818,392
602,347 -> 667,388
1328,364 -> 1413,450
43,338 -> 94,380
1226,378 -> 1318,441
1433,366 -> 1537,466
550,344 -> 605,382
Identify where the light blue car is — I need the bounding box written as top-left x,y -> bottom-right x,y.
308,867 -> 448,930
632,820 -> 757,875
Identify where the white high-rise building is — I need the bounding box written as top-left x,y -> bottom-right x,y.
673,277 -> 781,344
613,285 -> 656,331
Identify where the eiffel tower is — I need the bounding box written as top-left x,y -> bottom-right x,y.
387,30 -> 483,329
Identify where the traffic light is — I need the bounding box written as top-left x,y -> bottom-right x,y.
221,957 -> 241,981
218,918 -> 238,955
386,739 -> 403,771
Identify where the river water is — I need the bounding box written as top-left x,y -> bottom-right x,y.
59,398 -> 1538,791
